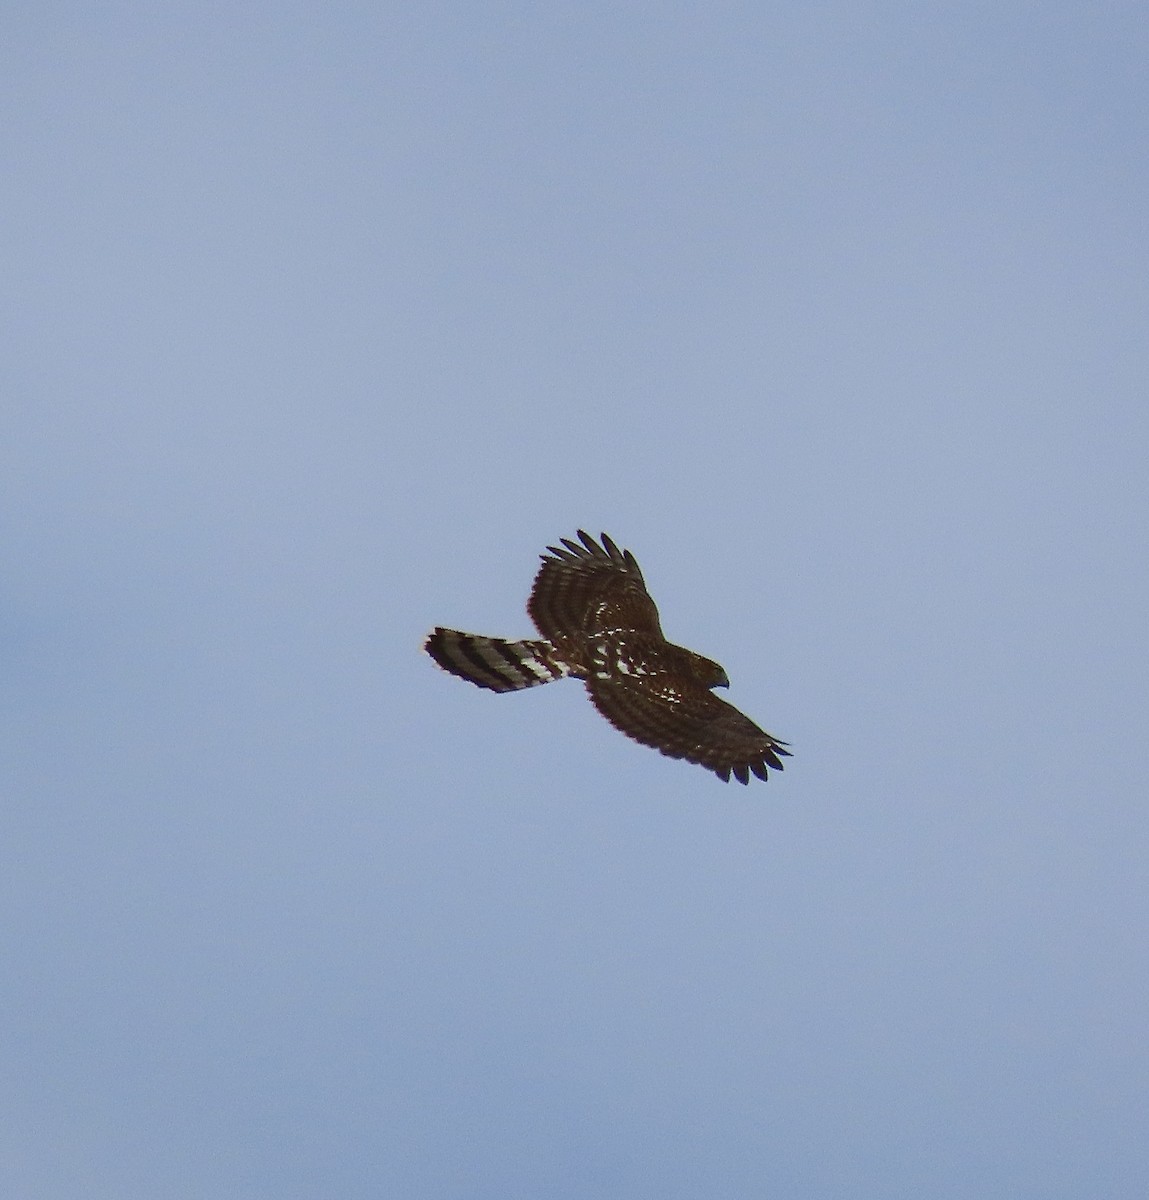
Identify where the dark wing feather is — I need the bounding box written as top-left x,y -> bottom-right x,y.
528,530 -> 663,642
587,675 -> 791,783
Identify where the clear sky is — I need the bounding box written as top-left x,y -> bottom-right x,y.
4,4 -> 1148,1197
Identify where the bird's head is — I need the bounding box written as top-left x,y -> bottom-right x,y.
694,654 -> 730,689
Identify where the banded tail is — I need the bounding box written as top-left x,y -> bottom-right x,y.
425,627 -> 571,693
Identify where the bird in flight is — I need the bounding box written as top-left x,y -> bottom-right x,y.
424,531 -> 790,784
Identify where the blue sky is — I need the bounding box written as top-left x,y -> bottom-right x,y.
4,4 -> 1148,1197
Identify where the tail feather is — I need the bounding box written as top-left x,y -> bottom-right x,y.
425,628 -> 570,693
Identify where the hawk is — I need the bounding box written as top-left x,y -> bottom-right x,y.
424,531 -> 790,784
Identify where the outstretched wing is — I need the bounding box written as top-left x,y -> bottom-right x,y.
528,530 -> 662,642
587,675 -> 791,784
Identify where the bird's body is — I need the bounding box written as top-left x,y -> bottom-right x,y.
425,531 -> 790,784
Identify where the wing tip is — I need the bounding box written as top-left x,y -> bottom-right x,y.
541,530 -> 636,571
713,746 -> 790,783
